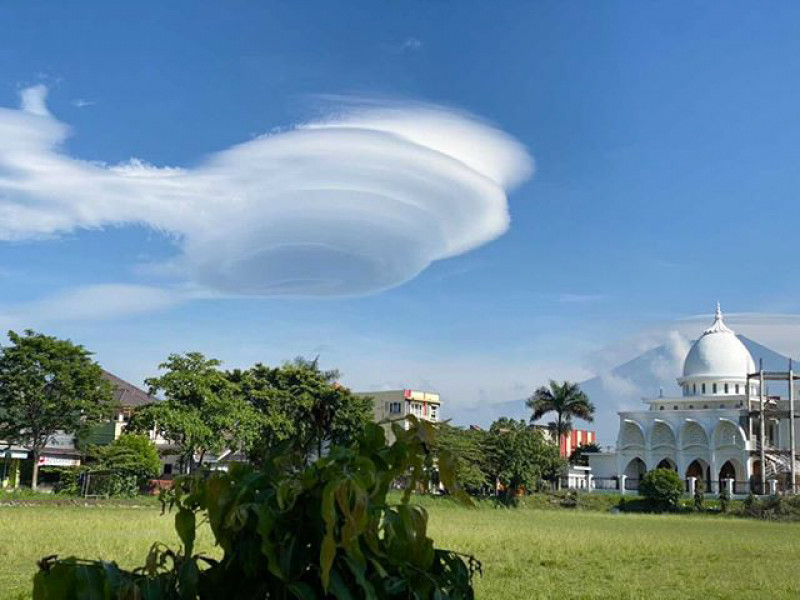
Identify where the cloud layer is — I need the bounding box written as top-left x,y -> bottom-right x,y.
0,86 -> 533,296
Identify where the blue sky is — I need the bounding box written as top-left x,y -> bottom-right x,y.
2,2 -> 800,425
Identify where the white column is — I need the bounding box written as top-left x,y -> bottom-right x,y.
586,473 -> 593,491
724,478 -> 734,497
687,477 -> 696,497
620,475 -> 627,495
768,479 -> 778,496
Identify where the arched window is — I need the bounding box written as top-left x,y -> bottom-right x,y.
712,383 -> 717,394
701,383 -> 706,394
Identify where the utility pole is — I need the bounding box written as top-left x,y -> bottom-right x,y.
790,359 -> 797,494
759,360 -> 766,495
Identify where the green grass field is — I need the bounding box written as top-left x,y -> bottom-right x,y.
1,500 -> 799,599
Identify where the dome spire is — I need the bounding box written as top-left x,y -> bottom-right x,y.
705,301 -> 732,334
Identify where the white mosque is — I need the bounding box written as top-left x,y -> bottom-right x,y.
589,304 -> 800,495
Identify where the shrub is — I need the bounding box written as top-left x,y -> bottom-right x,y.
719,486 -> 730,513
33,417 -> 480,599
693,480 -> 705,512
639,468 -> 683,510
740,494 -> 800,521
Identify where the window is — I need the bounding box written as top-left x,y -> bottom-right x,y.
693,384 -> 697,394
735,384 -> 740,394
703,405 -> 708,409
701,383 -> 706,394
388,402 -> 403,415
688,404 -> 694,409
712,383 -> 717,394
163,464 -> 173,475
430,404 -> 439,420
673,405 -> 678,410
720,404 -> 725,409
659,405 -> 665,410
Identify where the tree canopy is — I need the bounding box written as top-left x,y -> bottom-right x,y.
527,380 -> 594,442
0,330 -> 115,489
91,433 -> 162,482
230,357 -> 374,462
435,423 -> 489,494
568,442 -> 601,466
483,418 -> 564,498
128,352 -> 257,473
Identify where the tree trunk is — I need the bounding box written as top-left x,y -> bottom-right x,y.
31,447 -> 40,491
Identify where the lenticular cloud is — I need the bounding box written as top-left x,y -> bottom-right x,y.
0,86 -> 533,296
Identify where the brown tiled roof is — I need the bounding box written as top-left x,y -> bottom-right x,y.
102,370 -> 153,408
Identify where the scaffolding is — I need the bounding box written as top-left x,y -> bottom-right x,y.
745,358 -> 798,494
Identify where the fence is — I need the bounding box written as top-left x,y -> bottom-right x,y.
575,476 -> 783,496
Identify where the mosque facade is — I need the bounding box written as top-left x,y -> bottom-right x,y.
589,305 -> 799,494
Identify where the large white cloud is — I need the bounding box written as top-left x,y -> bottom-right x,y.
0,86 -> 533,296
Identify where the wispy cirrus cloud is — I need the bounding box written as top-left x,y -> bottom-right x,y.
0,85 -> 533,298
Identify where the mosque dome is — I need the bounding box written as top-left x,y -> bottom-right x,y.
681,304 -> 755,380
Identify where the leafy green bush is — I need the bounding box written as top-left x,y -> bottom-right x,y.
719,486 -> 730,513
693,480 -> 705,512
639,468 -> 683,510
33,417 -> 480,599
740,493 -> 800,521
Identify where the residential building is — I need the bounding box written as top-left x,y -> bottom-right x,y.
356,389 -> 441,444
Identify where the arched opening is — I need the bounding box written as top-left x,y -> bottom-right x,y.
718,459 -> 743,493
656,458 -> 677,471
623,457 -> 647,490
751,460 -> 763,494
685,458 -> 711,490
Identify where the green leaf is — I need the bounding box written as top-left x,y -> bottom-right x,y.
288,582 -> 317,600
175,508 -> 196,557
320,533 -> 336,592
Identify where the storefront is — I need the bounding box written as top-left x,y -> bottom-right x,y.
1,449 -> 28,489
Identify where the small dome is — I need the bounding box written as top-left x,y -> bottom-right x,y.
682,304 -> 755,379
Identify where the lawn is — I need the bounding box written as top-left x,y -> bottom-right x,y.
1,500 -> 799,599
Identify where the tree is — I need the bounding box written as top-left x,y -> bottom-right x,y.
92,433 -> 162,482
128,352 -> 257,474
640,468 -> 683,511
436,423 -> 489,494
232,357 -> 373,462
569,442 -> 601,466
483,418 -> 564,499
527,380 -> 594,445
0,330 -> 115,490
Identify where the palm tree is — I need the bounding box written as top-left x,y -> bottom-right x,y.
527,380 -> 595,447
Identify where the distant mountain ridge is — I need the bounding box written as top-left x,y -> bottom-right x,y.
453,336 -> 795,445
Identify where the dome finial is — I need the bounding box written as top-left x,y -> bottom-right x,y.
704,301 -> 731,334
